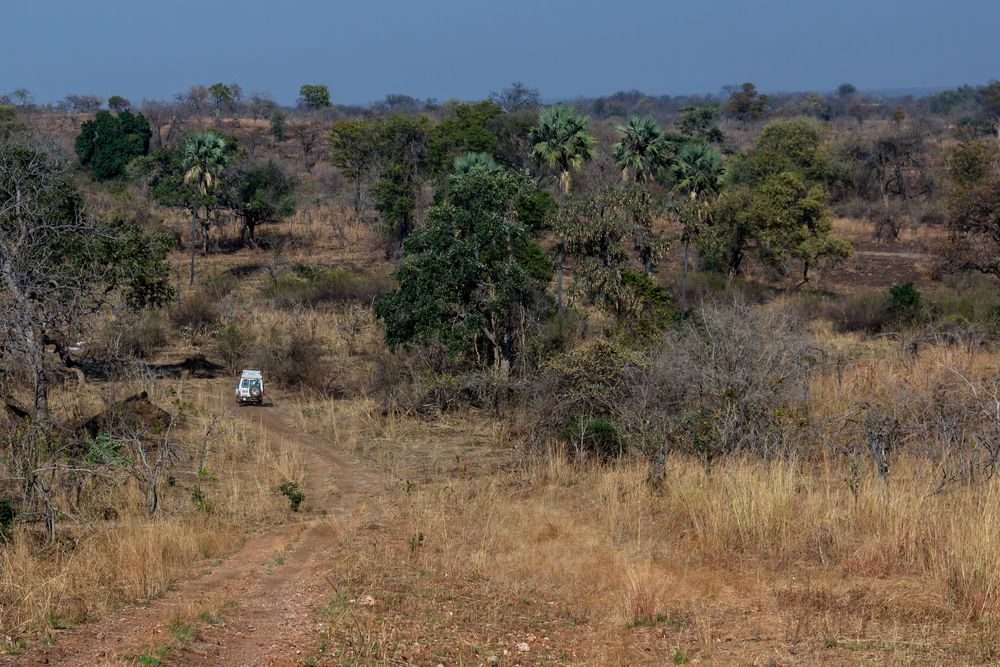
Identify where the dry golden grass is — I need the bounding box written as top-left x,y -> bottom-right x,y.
359,453 -> 1000,662
0,515 -> 240,636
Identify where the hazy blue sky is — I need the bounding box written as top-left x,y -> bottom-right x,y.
2,0 -> 995,105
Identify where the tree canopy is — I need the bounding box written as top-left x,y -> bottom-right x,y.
298,84 -> 331,110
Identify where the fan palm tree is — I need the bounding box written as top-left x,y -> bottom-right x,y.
452,152 -> 502,175
530,105 -> 596,196
529,105 -> 596,320
613,116 -> 669,183
670,141 -> 725,317
183,132 -> 229,284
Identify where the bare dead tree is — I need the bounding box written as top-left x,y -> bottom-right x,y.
0,145 -> 95,416
287,121 -> 322,173
1,143 -> 172,418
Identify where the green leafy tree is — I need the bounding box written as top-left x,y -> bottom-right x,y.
949,138 -> 994,189
370,114 -> 431,252
676,105 -> 725,144
707,171 -> 850,281
979,81 -> 1000,138
426,101 -> 503,175
298,84 -> 331,110
613,116 -> 669,183
724,82 -> 769,127
222,160 -> 296,243
704,117 -> 848,280
182,132 -> 230,283
269,108 -> 286,140
75,109 -> 152,180
373,163 -> 416,246
557,188 -> 673,337
328,118 -> 378,217
727,117 -> 830,186
209,83 -> 234,119
529,104 -> 596,321
107,95 -> 131,112
374,164 -> 552,375
0,105 -> 23,141
837,83 -> 857,99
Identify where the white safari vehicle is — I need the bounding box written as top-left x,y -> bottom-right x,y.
235,369 -> 265,406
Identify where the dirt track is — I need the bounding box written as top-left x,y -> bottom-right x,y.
11,393 -> 388,666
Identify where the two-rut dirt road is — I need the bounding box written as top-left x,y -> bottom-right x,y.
11,388 -> 389,667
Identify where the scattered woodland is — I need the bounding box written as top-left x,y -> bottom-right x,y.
3,78 -> 1000,663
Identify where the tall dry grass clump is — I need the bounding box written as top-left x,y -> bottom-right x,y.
393,452 -> 1000,626
0,516 -> 240,635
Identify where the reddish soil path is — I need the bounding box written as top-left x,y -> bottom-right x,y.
9,395 -> 388,666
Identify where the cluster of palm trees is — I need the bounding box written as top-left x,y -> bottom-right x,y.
529,105 -> 726,317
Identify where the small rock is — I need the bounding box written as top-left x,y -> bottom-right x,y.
515,642 -> 530,653
357,594 -> 376,607
487,656 -> 500,665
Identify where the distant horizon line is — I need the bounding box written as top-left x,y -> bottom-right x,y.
5,80 -> 983,109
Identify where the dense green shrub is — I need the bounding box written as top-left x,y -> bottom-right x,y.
888,282 -> 923,322
75,110 -> 151,180
278,481 -> 305,512
0,498 -> 16,541
560,417 -> 623,460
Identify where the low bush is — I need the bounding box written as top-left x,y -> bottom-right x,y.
102,310 -> 168,358
888,282 -> 923,322
215,322 -> 252,374
278,481 -> 304,512
168,291 -> 218,333
250,332 -> 334,394
262,266 -> 392,309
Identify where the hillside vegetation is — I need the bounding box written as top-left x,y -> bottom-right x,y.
2,80 -> 1000,664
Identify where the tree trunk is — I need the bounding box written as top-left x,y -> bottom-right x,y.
556,235 -> 565,326
680,239 -> 690,320
30,339 -> 48,416
148,470 -> 159,514
354,173 -> 362,220
189,207 -> 197,285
